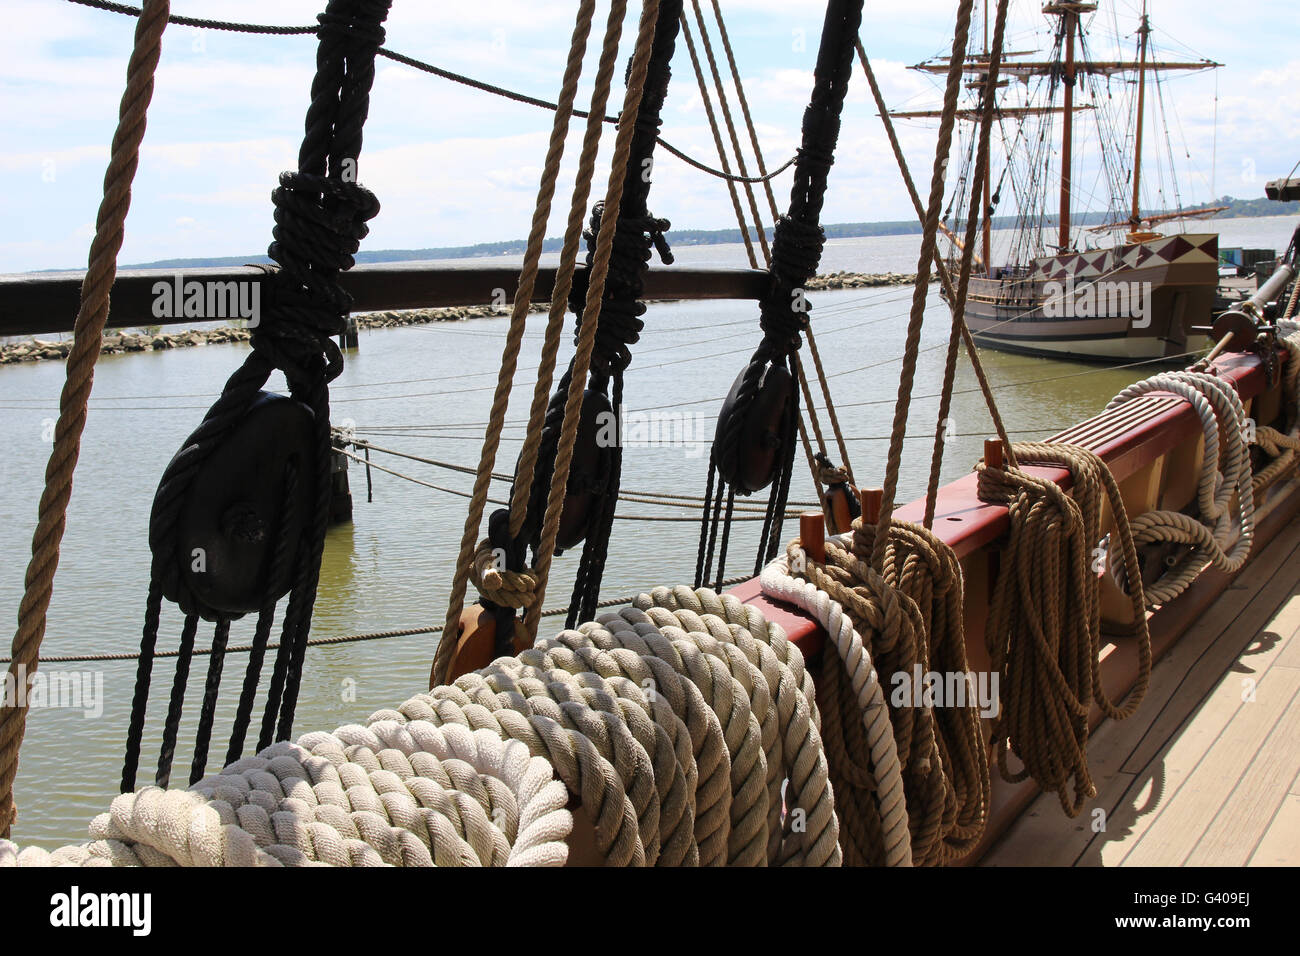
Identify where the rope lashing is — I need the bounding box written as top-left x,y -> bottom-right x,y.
512,0 -> 677,643
1104,371 -> 1255,606
975,442 -> 1151,818
696,0 -> 864,591
0,0 -> 170,841
2,589 -> 840,867
121,0 -> 392,796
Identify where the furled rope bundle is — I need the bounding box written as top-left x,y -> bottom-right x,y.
1105,371 -> 1254,606
849,519 -> 989,862
975,442 -> 1151,817
1,590 -> 839,867
759,554 -> 911,866
775,518 -> 985,865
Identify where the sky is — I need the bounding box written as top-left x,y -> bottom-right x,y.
1,0 -> 1296,272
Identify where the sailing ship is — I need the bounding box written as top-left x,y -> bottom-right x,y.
1,0 -> 1299,885
899,1 -> 1224,361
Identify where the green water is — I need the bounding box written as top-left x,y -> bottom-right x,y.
2,220 -> 1295,847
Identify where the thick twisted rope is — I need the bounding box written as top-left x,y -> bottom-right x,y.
922,0 -> 1011,530
854,38 -> 1018,475
868,0 -> 977,571
524,0 -> 665,641
975,442 -> 1151,817
1105,371 -> 1254,605
0,0 -> 170,839
437,0 -> 609,683
3,590 -> 839,867
760,555 -> 911,866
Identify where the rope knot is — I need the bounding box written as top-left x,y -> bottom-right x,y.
470,540 -> 538,610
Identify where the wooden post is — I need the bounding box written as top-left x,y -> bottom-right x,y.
800,512 -> 826,563
860,487 -> 883,524
330,444 -> 353,524
984,438 -> 1004,470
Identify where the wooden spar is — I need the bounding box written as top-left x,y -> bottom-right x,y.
1055,3 -> 1084,250
0,263 -> 770,337
1085,205 -> 1231,234
981,0 -> 992,274
1130,4 -> 1151,231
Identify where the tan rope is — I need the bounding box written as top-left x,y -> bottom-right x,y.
437,0 -> 604,687
975,442 -> 1151,817
868,0 -> 977,571
855,38 -> 1019,475
0,0 -> 170,839
524,0 -> 664,640
678,11 -> 759,269
921,0 -> 1010,529
505,1 -> 633,542
687,0 -> 771,266
707,0 -> 780,222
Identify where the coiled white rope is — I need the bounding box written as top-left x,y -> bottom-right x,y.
759,549 -> 912,866
1106,369 -> 1256,605
0,588 -> 840,867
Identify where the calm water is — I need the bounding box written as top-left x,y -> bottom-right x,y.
2,216 -> 1294,846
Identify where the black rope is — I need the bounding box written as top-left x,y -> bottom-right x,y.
121,0 -> 392,793
61,0 -> 794,188
695,0 -> 863,588
188,616 -> 231,784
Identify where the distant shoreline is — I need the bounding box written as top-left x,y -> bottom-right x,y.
104,200 -> 1297,272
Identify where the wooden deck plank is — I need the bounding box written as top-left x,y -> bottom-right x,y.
1247,770 -> 1300,865
983,519 -> 1300,866
1183,685 -> 1300,865
1116,666 -> 1300,865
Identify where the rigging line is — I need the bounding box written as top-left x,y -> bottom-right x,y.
688,0 -> 772,266
679,9 -> 759,268
61,0 -> 795,188
5,575 -> 754,666
339,446 -> 804,523
348,438 -> 803,512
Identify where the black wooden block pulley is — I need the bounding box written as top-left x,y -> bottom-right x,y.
163,392 -> 316,618
555,388 -> 615,552
714,362 -> 794,495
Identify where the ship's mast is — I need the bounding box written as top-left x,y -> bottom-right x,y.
1129,2 -> 1151,232
982,0 -> 993,272
1046,2 -> 1096,251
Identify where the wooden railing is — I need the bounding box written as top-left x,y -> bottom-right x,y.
729,346 -> 1300,862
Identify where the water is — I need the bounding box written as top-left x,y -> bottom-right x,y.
2,216 -> 1294,847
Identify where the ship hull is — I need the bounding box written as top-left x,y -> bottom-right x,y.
956,233 -> 1220,362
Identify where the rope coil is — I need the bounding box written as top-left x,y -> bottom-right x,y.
2,589 -> 840,867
